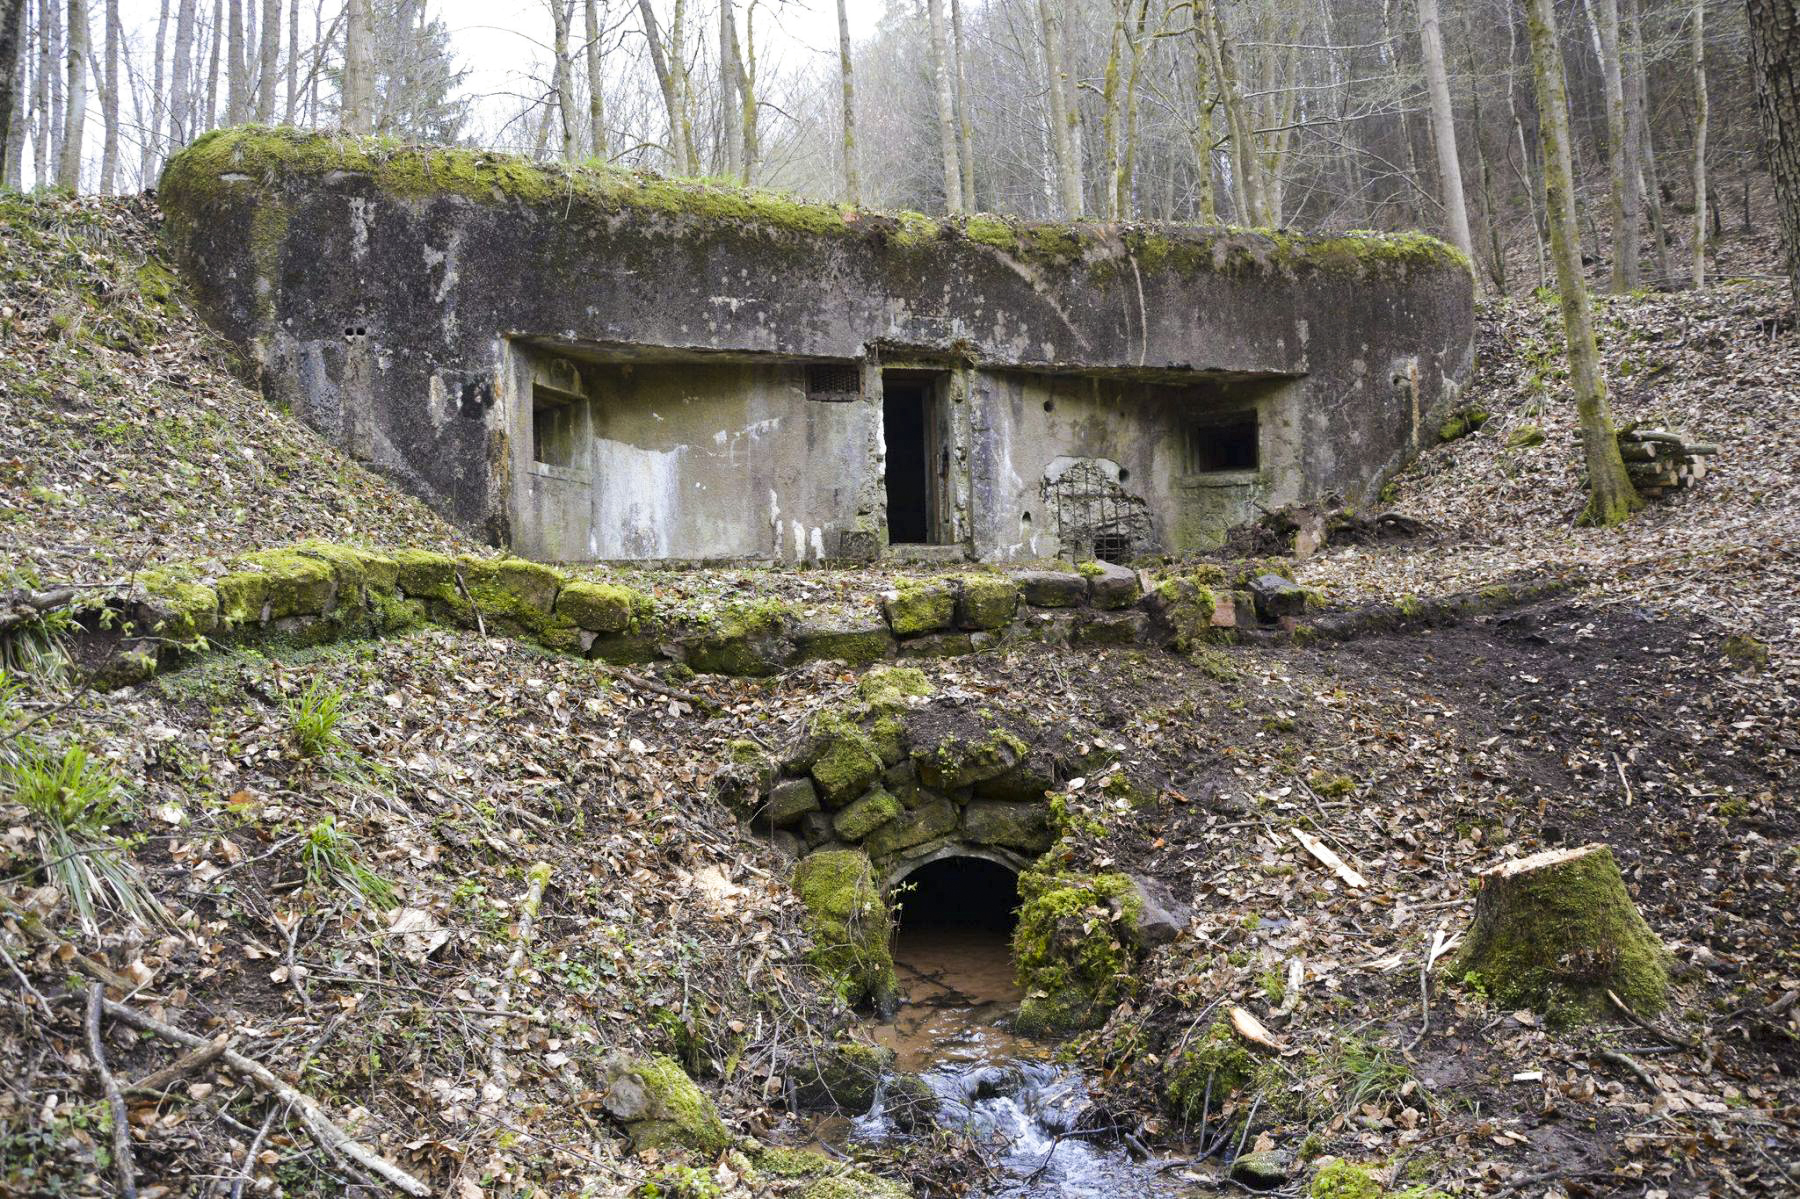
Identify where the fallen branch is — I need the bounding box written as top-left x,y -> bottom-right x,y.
1597,1049 -> 1662,1094
1292,827 -> 1368,888
0,896 -> 134,990
100,998 -> 431,1196
126,1034 -> 230,1095
613,668 -> 718,713
452,568 -> 487,638
87,985 -> 138,1199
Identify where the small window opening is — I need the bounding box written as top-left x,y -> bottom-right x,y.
1092,533 -> 1134,564
1186,413 -> 1259,473
532,385 -> 579,468
883,375 -> 940,544
806,363 -> 862,403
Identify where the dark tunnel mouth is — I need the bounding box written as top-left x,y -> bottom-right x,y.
890,854 -> 1022,937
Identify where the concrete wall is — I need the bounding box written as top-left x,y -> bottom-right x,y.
159,129 -> 1476,562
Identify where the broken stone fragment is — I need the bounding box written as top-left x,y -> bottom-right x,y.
765,777 -> 821,826
959,800 -> 1053,852
1084,561 -> 1141,609
1071,610 -> 1147,645
832,787 -> 903,841
792,1040 -> 896,1114
861,797 -> 958,857
1011,569 -> 1088,608
882,581 -> 957,635
1229,1149 -> 1292,1190
1250,573 -> 1307,621
598,1052 -> 733,1155
915,730 -> 1027,790
552,579 -> 638,632
898,631 -> 975,657
1124,873 -> 1189,947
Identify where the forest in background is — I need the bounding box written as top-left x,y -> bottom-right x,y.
0,0 -> 1792,300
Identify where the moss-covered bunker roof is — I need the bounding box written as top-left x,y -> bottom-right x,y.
160,126 -> 1472,280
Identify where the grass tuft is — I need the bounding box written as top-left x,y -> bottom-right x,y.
287,677 -> 347,758
298,816 -> 396,909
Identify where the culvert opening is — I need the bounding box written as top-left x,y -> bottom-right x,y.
886,855 -> 1024,1034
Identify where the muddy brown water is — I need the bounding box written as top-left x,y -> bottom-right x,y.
836,924 -> 1190,1198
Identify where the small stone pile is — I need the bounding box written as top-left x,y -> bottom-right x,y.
1618,426 -> 1717,498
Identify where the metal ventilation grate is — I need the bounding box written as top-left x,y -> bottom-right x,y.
805,363 -> 862,402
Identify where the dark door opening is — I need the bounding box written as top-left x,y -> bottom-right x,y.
890,856 -> 1023,1024
883,377 -> 936,544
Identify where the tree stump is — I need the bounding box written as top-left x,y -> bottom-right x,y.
1450,843 -> 1670,1023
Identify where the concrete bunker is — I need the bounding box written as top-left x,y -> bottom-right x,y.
159,130 -> 1476,564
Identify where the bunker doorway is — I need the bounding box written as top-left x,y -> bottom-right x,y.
882,372 -> 948,545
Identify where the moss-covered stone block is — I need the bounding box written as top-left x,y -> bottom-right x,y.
882,580 -> 956,636
1147,574 -> 1224,653
791,1040 -> 895,1113
1307,1160 -> 1387,1199
1164,1019 -> 1255,1121
554,579 -> 642,633
216,549 -> 337,624
390,548 -> 460,603
791,849 -> 897,1008
960,800 -> 1053,852
832,787 -> 903,841
1012,866 -> 1142,1034
1011,569 -> 1088,608
598,1052 -> 732,1156
861,797 -> 957,858
794,620 -> 896,665
809,712 -> 885,806
766,777 -> 821,826
134,567 -> 220,642
684,599 -> 795,676
956,573 -> 1018,630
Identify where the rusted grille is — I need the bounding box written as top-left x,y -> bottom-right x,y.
1043,459 -> 1149,564
805,363 -> 862,402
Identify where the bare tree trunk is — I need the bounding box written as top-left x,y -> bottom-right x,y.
0,0 -> 22,173
254,0 -> 275,120
1115,0 -> 1148,220
668,0 -> 694,173
1690,0 -> 1706,288
583,0 -> 605,157
634,0 -> 687,174
1188,17 -> 1217,224
98,0 -> 115,191
1525,0 -> 1640,527
717,0 -> 737,176
168,0 -> 193,147
282,0 -> 294,117
46,0 -> 61,171
950,0 -> 974,210
733,7 -> 755,183
225,0 -> 243,122
550,0 -> 575,163
1626,0 -> 1670,286
1746,0 -> 1800,304
203,0 -> 220,130
1416,0 -> 1473,262
1200,0 -> 1260,225
343,0 -> 371,134
1100,0 -> 1123,219
1037,0 -> 1080,216
926,0 -> 962,213
835,0 -> 857,204
1593,0 -> 1638,291
56,0 -> 85,189
34,0 -> 49,183
138,0 -> 166,180
1465,30 -> 1504,293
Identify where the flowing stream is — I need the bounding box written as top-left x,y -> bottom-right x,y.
844,925 -> 1183,1198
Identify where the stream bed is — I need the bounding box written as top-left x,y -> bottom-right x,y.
842,926 -> 1186,1198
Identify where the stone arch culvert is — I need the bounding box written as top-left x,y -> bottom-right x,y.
715,665 -> 1190,1033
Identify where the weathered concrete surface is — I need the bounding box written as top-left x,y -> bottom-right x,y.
159,128 -> 1475,561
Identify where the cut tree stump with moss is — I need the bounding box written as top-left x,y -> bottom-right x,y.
1451,843 -> 1670,1023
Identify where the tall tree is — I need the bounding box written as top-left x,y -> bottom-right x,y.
835,0 -> 857,204
1626,0 -> 1671,285
139,0 -> 167,181
549,0 -> 575,162
718,0 -> 737,176
1690,0 -> 1707,287
283,0 -> 295,117
1593,0 -> 1638,290
343,0 -> 372,134
56,0 -> 86,189
1416,0 -> 1474,262
225,0 -> 244,123
634,0 -> 689,174
98,0 -> 116,192
167,0 -> 194,148
584,0 -> 606,158
1037,0 -> 1081,216
926,0 -> 962,213
1746,0 -> 1798,304
255,0 -> 276,121
950,0 -> 974,210
0,0 -> 21,172
1525,0 -> 1640,527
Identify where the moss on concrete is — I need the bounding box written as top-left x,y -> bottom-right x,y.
957,573 -> 1019,630
554,579 -> 644,632
215,548 -> 337,625
883,579 -> 956,636
855,665 -> 933,710
791,849 -> 897,1008
808,710 -> 885,805
1012,865 -> 1142,1033
135,567 -> 220,642
916,728 -> 1027,790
